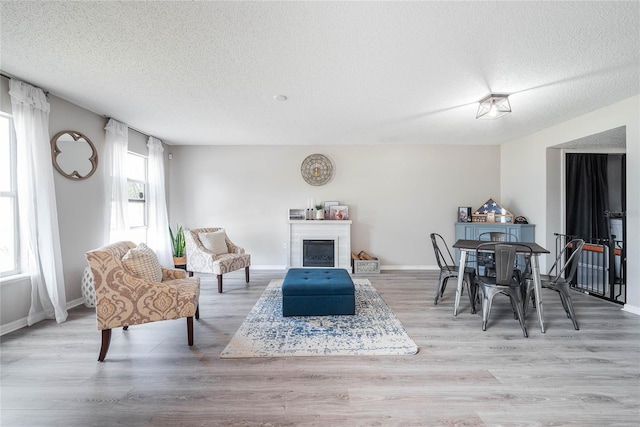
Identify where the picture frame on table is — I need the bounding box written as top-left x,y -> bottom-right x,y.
330,205 -> 349,220
458,207 -> 471,222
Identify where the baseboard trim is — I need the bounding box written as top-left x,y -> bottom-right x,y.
381,265 -> 439,271
622,304 -> 640,316
0,317 -> 29,336
249,265 -> 287,270
67,297 -> 85,309
1,297 -> 87,336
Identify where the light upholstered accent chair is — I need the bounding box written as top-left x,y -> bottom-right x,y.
85,241 -> 200,362
185,227 -> 251,293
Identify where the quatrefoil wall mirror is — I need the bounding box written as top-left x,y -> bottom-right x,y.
50,130 -> 98,180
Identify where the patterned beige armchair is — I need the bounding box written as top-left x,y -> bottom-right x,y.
185,227 -> 251,293
85,241 -> 200,362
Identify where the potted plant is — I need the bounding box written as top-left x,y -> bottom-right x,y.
169,224 -> 186,266
315,203 -> 325,220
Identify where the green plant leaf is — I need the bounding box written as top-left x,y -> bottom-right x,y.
169,224 -> 186,257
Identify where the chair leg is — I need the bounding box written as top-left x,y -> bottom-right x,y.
98,329 -> 112,362
509,289 -> 528,338
466,275 -> 477,314
558,292 -> 571,317
195,305 -> 200,320
217,274 -> 223,293
522,280 -> 532,316
245,266 -> 250,283
481,288 -> 493,331
509,297 -> 519,320
187,316 -> 194,346
557,285 -> 580,330
547,283 -> 580,330
481,287 -> 503,332
434,275 -> 446,305
481,297 -> 490,331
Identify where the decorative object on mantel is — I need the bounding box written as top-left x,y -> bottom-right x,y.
330,205 -> 349,220
301,153 -> 333,186
50,130 -> 98,180
169,224 -> 186,266
472,198 -> 514,223
515,216 -> 529,224
324,201 -> 339,219
352,251 -> 380,275
289,201 -> 347,220
288,208 -> 306,220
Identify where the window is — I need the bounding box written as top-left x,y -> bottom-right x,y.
0,114 -> 19,277
126,152 -> 147,243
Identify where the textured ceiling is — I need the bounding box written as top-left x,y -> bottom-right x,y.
553,126 -> 627,149
1,1 -> 638,146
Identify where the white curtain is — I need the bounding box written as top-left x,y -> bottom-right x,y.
9,79 -> 68,325
103,119 -> 129,243
146,137 -> 173,267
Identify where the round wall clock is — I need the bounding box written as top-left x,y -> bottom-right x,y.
301,154 -> 333,186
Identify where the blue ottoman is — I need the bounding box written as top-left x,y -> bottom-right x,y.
282,268 -> 355,317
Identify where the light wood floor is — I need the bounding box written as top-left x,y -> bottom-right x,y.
1,270 -> 639,426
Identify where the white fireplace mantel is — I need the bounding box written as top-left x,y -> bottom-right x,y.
288,220 -> 352,269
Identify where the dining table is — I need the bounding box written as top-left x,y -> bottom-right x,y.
452,239 -> 550,333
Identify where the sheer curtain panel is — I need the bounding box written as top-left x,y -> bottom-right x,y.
9,79 -> 68,325
103,119 -> 129,243
146,137 -> 173,267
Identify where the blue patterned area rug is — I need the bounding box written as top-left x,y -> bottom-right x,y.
220,279 -> 418,358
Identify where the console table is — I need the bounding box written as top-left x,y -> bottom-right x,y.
455,222 -> 535,241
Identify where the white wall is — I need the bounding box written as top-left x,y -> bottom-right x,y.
168,144 -> 501,269
500,95 -> 640,314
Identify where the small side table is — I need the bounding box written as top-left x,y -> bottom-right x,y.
81,266 -> 97,308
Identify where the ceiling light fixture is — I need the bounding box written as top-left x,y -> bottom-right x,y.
476,94 -> 511,119
273,95 -> 288,101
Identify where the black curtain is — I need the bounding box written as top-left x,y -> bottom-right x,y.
566,153 -> 611,240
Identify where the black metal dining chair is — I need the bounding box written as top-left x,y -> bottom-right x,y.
474,242 -> 532,337
524,238 -> 585,330
477,232 -> 519,277
430,233 -> 476,313
478,231 -> 519,242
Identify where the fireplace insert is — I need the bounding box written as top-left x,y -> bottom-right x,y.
302,239 -> 335,267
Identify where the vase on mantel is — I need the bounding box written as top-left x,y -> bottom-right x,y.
315,210 -> 324,220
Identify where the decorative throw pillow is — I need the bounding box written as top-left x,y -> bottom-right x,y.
122,243 -> 163,282
199,230 -> 229,255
